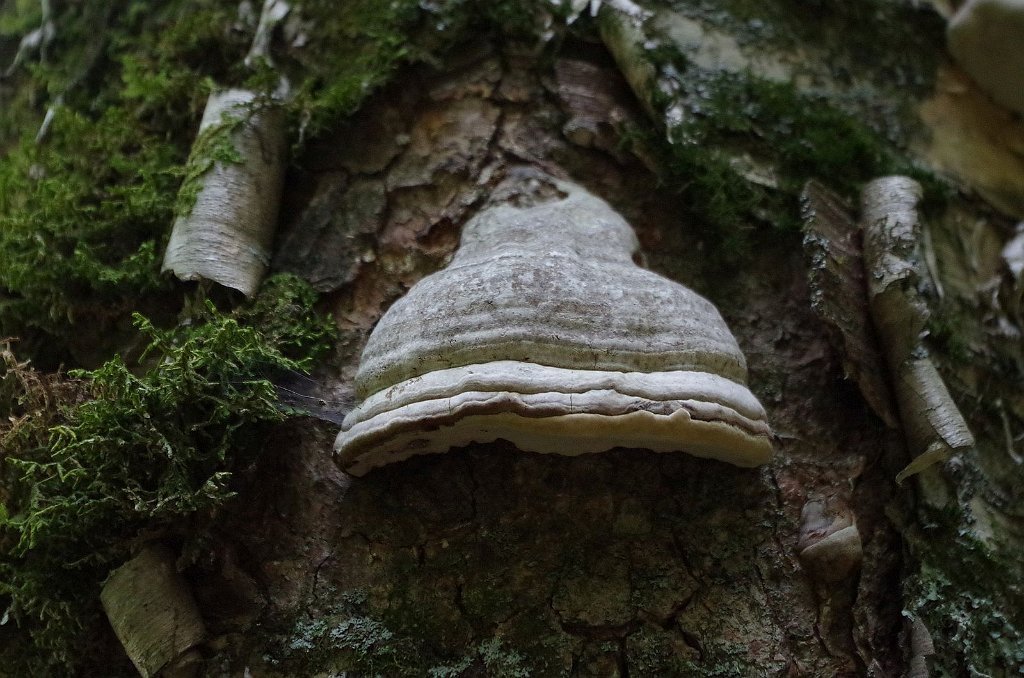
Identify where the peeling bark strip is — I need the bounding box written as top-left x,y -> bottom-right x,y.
800,181 -> 900,428
596,3 -> 660,124
860,176 -> 974,483
163,88 -> 287,297
100,545 -> 207,678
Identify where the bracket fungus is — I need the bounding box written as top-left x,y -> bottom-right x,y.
334,173 -> 773,475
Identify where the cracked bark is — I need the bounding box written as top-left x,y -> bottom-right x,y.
180,21 -> 1019,678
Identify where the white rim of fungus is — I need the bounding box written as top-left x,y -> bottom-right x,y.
335,361 -> 772,476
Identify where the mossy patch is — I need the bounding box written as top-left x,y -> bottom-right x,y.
620,59 -> 949,267
173,104 -> 245,218
0,105 -> 182,364
283,607 -> 534,678
0,279 -> 332,676
904,504 -> 1024,676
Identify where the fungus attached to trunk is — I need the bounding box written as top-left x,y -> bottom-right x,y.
334,172 -> 773,475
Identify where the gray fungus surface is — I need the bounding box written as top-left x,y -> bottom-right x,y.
335,174 -> 773,475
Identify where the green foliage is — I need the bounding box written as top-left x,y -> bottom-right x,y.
236,274 -> 336,366
0,107 -> 178,346
0,293 -> 330,675
113,1 -> 244,120
0,0 -> 247,364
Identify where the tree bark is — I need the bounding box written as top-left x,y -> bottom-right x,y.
194,7 -> 1024,675
4,1 -> 1023,676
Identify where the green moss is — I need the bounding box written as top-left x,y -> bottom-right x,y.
285,0 -> 421,140
173,103 -> 245,218
0,105 -> 180,361
623,61 -> 949,266
0,0 -> 247,364
235,273 -> 336,366
0,286 -> 333,675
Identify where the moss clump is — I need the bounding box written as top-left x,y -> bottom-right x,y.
668,70 -> 936,196
286,0 -> 421,139
624,61 -> 948,265
0,284 -> 332,676
0,106 -> 181,362
0,0 -> 248,365
234,273 -> 336,364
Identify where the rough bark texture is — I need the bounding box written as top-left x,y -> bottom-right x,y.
5,1 -> 1023,676
196,45 -> 914,677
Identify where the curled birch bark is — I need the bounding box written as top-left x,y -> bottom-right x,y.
860,176 -> 975,483
162,88 -> 287,297
2,0 -> 55,79
245,0 -> 291,69
100,545 -> 207,678
596,3 -> 661,124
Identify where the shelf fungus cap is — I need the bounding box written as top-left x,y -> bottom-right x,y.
335,174 -> 773,475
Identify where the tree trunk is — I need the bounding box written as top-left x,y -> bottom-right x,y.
2,1 -> 1022,676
